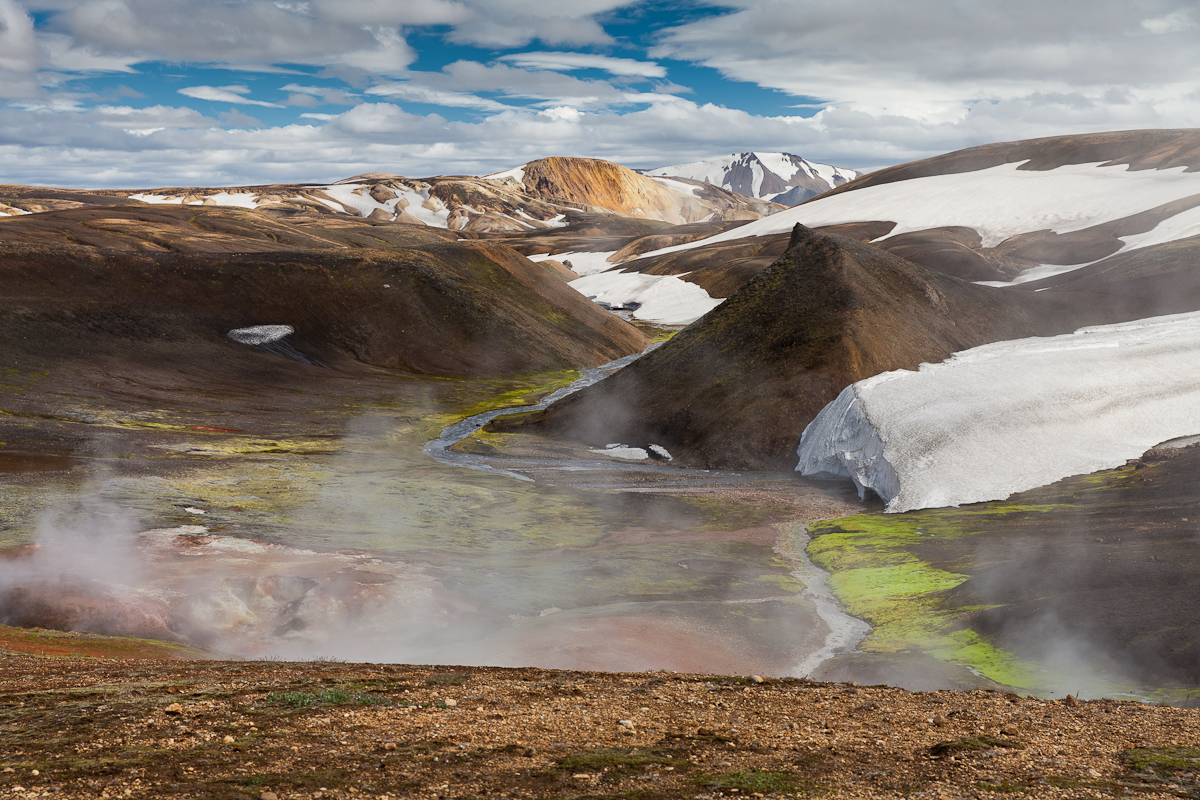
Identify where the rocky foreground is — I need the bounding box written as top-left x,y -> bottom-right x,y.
2,652 -> 1198,799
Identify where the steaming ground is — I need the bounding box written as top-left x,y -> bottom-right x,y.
0,344 -> 872,680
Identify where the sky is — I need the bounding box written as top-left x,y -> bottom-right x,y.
0,0 -> 1197,188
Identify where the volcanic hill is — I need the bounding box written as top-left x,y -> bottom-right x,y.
489,224 -> 1091,470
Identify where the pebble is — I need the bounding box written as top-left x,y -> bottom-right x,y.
384,742 -> 397,751
618,719 -> 635,729
223,735 -> 236,744
444,699 -> 457,707
750,675 -> 764,684
261,793 -> 279,800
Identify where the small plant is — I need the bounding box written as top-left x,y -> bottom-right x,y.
693,770 -> 822,796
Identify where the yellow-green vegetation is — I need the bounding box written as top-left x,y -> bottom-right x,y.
807,505 -> 1064,692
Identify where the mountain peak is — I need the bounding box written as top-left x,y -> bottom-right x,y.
644,152 -> 861,206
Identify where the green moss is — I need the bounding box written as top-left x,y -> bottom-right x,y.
1125,745 -> 1200,774
558,747 -> 684,772
693,770 -> 822,796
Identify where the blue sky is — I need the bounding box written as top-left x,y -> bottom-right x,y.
0,0 -> 1197,188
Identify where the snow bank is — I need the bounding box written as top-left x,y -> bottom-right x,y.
797,311 -> 1200,512
643,160 -> 1200,260
568,270 -> 722,326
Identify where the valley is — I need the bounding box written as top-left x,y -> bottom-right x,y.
4,129 -> 1200,713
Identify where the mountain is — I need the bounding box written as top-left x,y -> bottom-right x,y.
643,152 -> 860,205
576,130 -> 1200,326
636,130 -> 1200,285
488,224 -> 1091,470
486,156 -> 783,224
0,157 -> 779,236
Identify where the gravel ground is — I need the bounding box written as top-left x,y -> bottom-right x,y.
2,652 -> 1198,799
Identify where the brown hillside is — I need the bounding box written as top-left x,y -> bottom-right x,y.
492,224 -> 1091,470
0,206 -> 647,378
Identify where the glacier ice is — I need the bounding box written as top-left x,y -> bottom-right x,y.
796,311 -> 1200,512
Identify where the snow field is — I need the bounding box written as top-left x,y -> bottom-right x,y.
797,311 -> 1200,512
640,161 -> 1200,261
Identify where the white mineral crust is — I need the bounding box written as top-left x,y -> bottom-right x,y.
796,311 -> 1200,512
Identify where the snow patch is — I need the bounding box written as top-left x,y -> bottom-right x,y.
797,311 -> 1200,512
569,270 -> 722,326
528,251 -> 619,275
227,325 -> 294,345
590,445 -> 649,461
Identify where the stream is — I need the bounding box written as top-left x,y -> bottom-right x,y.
421,341 -> 871,677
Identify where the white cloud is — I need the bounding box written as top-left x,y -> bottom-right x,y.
310,0 -> 470,26
280,84 -> 357,105
365,81 -> 512,112
29,0 -> 417,74
0,0 -> 40,98
498,51 -> 666,78
179,85 -> 284,108
446,0 -> 640,47
1142,9 -> 1196,34
652,0 -> 1200,125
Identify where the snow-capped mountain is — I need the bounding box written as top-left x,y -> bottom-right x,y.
643,152 -> 861,206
